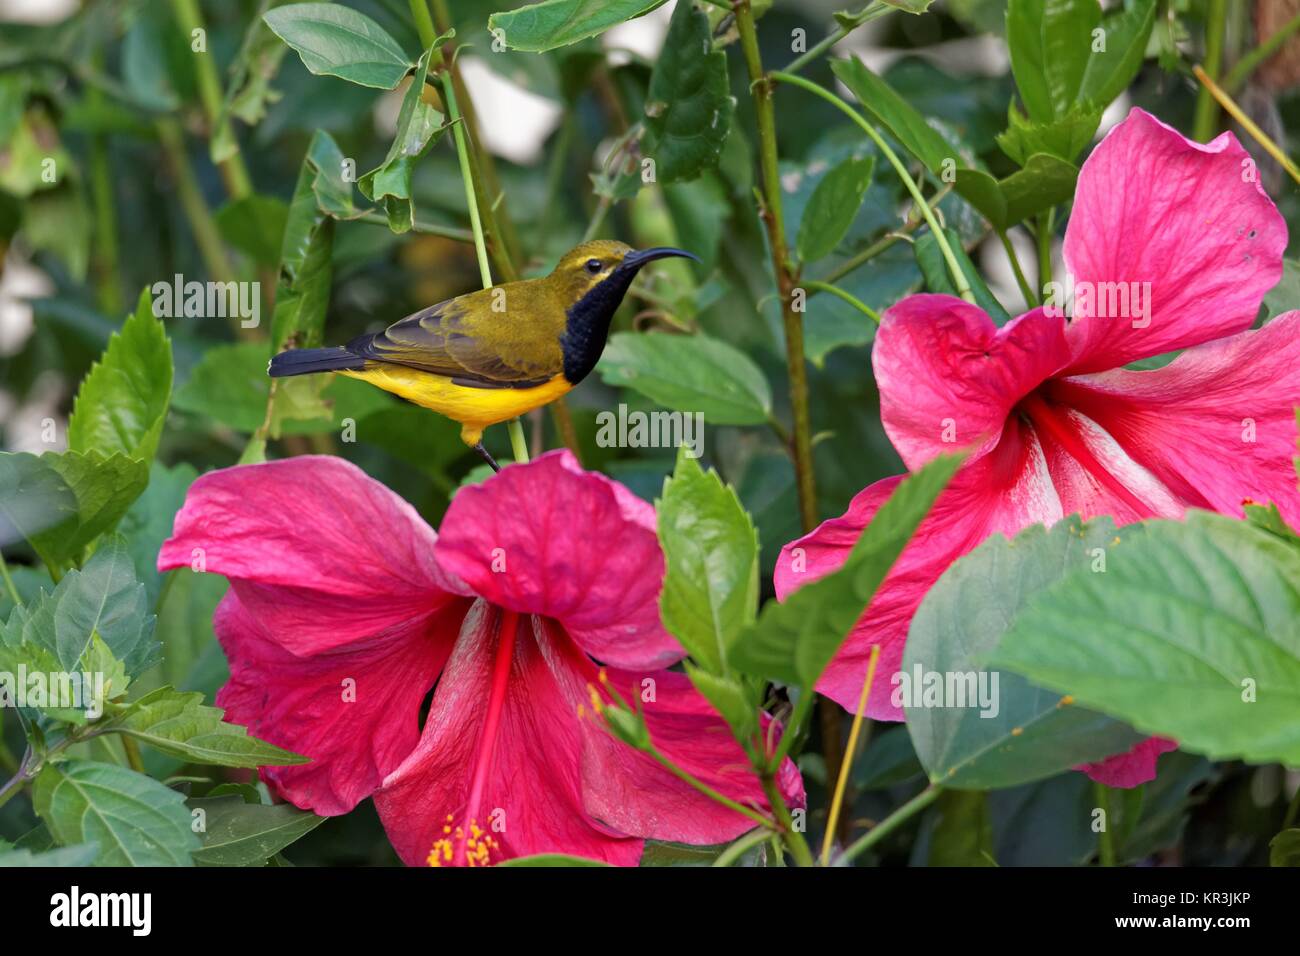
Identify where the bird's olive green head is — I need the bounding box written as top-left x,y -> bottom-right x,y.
552,240 -> 698,385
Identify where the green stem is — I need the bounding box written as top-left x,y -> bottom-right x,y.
408,0 -> 437,46
121,736 -> 147,774
0,551 -> 21,606
441,74 -> 492,289
837,784 -> 942,865
1225,10 -> 1300,92
172,0 -> 253,199
998,229 -> 1037,310
507,418 -> 530,463
647,746 -> 774,830
1192,0 -> 1228,142
0,749 -> 31,813
1095,781 -> 1116,866
770,71 -> 973,304
735,1 -> 819,535
358,210 -> 473,242
783,1 -> 890,75
1035,210 -> 1054,292
712,826 -> 776,866
803,280 -> 880,323
760,772 -> 816,866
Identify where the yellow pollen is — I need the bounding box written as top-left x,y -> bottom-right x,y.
427,816 -> 501,867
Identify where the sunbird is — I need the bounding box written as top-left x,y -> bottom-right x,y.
268,240 -> 697,470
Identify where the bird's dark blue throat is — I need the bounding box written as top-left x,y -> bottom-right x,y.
560,247 -> 698,385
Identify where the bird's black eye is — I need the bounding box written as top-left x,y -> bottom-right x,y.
584,258 -> 603,274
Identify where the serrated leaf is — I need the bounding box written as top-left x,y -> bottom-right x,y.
657,451 -> 759,673
33,760 -> 200,866
731,455 -> 961,687
996,103 -> 1100,165
642,0 -> 733,183
189,796 -> 324,866
263,2 -> 412,89
953,152 -> 1078,229
598,332 -> 771,426
993,512 -> 1300,767
797,155 -> 875,263
489,0 -> 669,53
905,517 -> 1145,789
108,686 -> 308,768
1,451 -> 149,570
67,288 -> 172,465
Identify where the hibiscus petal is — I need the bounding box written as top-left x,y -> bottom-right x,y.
158,455 -> 458,655
1051,311 -> 1300,527
776,423 -> 1062,718
540,623 -> 805,845
1062,108 -> 1286,373
874,296 -> 1070,470
1077,737 -> 1178,789
434,450 -> 680,669
375,604 -> 645,866
213,590 -> 460,816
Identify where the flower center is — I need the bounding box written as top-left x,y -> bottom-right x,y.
1016,388 -> 1152,517
427,815 -> 500,868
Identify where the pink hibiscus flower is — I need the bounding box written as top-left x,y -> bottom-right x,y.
776,108 -> 1298,787
159,450 -> 803,866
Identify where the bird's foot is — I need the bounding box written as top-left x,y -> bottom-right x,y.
473,442 -> 501,472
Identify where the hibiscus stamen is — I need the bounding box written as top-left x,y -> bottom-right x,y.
427,814 -> 501,867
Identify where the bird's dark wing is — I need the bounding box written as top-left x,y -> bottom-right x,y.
345,293 -> 560,388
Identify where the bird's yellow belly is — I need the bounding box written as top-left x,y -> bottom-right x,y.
339,366 -> 573,445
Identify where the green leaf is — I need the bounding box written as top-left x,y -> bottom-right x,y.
914,226 -> 1010,324
642,0 -> 734,183
358,42 -> 449,233
66,288 -> 172,465
51,536 -> 158,677
0,843 -> 100,867
730,455 -> 961,687
905,517 -> 1145,789
928,790 -> 996,866
107,686 -> 308,768
263,2 -> 412,89
1112,752 -> 1213,863
0,451 -> 149,570
831,57 -> 951,174
32,760 -> 200,866
996,103 -> 1100,165
211,15 -> 289,163
853,724 -> 923,790
489,0 -> 669,53
1271,829 -> 1300,867
993,512 -> 1300,767
272,130 -> 337,353
306,128 -> 364,220
657,451 -> 760,674
1076,0 -> 1157,110
189,796 -> 324,866
954,152 -> 1078,229
215,195 -> 289,267
599,332 -> 772,426
797,155 -> 875,264
496,853 -> 610,866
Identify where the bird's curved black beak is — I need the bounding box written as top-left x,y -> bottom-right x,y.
620,246 -> 700,271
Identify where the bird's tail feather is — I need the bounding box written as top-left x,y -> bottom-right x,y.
268,347 -> 366,377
